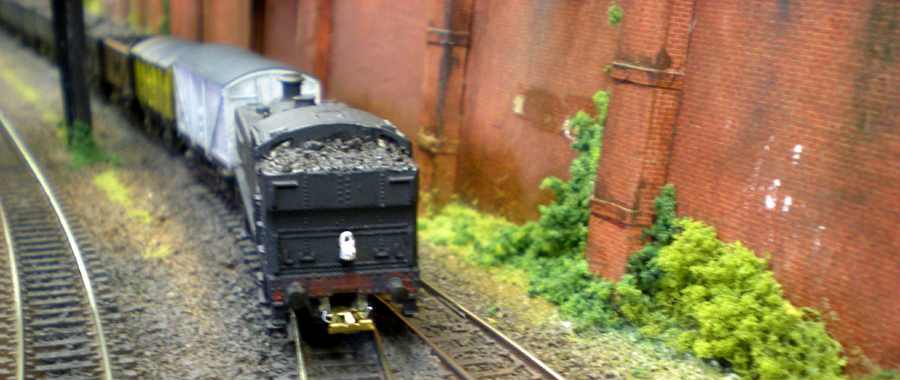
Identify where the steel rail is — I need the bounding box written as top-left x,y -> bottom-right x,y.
0,184 -> 25,380
372,328 -> 394,380
289,309 -> 308,380
420,280 -> 566,380
0,109 -> 114,380
374,293 -> 474,380
376,280 -> 567,380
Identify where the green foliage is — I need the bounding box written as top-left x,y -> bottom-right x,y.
57,120 -> 118,168
490,91 -> 607,261
416,202 -> 516,264
626,184 -> 677,294
626,219 -> 846,380
83,0 -> 104,18
419,91 -> 617,330
528,257 -> 621,330
608,3 -> 624,26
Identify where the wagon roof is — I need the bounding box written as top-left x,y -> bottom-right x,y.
173,43 -> 297,86
131,36 -> 197,68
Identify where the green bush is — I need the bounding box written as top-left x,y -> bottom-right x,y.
528,257 -> 621,330
417,202 -> 515,264
58,119 -> 118,168
625,183 -> 677,295
490,91 -> 607,261
626,218 -> 846,380
608,3 -> 624,26
419,91 -> 619,330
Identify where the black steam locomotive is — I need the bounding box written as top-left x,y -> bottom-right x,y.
235,78 -> 420,331
0,0 -> 419,332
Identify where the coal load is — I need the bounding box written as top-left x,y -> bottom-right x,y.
261,136 -> 417,175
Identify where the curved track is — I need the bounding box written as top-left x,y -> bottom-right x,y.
0,109 -> 114,379
376,281 -> 566,380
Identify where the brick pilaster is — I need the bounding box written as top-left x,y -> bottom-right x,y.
586,0 -> 694,280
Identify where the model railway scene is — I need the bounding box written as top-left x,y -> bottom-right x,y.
1,0 -> 898,379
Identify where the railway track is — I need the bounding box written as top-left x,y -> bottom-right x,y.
285,309 -> 393,380
376,281 -> 566,380
217,197 -> 566,380
0,110 -> 121,379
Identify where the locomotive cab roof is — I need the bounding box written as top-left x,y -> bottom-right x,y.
243,103 -> 411,154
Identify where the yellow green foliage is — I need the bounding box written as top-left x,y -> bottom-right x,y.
143,244 -> 170,259
93,170 -> 152,226
417,202 -> 516,263
619,218 -> 846,380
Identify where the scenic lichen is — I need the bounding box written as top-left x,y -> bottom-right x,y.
58,119 -> 119,168
620,219 -> 846,380
608,3 -> 624,26
625,183 -> 677,295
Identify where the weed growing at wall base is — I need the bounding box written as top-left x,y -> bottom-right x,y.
419,91 -> 621,330
57,119 -> 118,168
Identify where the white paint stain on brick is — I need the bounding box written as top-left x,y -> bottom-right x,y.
782,196 -> 792,212
814,226 -> 826,247
765,195 -> 776,210
792,144 -> 803,165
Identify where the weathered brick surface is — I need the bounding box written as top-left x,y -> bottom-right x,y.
324,1 -> 431,146
168,0 -> 251,48
666,0 -> 900,370
588,0 -> 690,280
201,0 -> 252,48
457,0 -> 619,221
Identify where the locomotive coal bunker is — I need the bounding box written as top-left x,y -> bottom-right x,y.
235,76 -> 419,332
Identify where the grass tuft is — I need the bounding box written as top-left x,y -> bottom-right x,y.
93,170 -> 152,226
143,244 -> 170,259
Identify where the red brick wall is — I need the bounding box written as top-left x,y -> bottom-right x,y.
170,0 -> 202,40
666,0 -> 900,370
324,1 -> 432,142
200,0 -> 251,48
257,0 -> 301,67
457,1 -> 619,221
